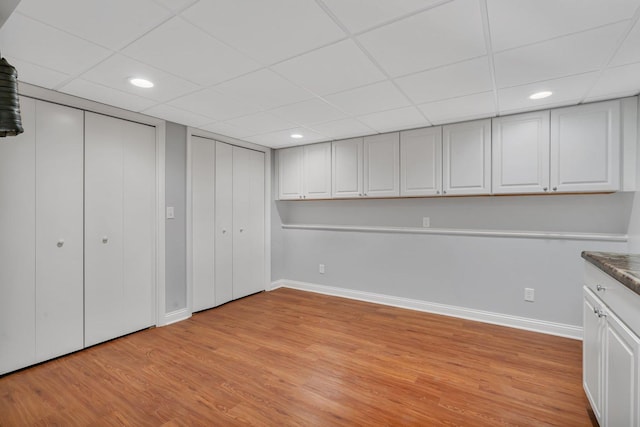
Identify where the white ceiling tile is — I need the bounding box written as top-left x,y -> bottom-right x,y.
418,92 -> 496,124
201,122 -> 255,139
7,57 -> 70,89
269,98 -> 348,125
488,0 -> 639,52
0,13 -> 111,75
60,79 -> 157,112
585,63 -> 640,102
122,17 -> 260,86
168,87 -> 261,121
310,118 -> 375,139
324,80 -> 410,116
16,0 -> 171,50
213,69 -> 312,110
246,128 -> 327,148
181,0 -> 345,65
81,54 -> 200,102
395,56 -> 493,104
494,23 -> 627,88
497,72 -> 599,114
224,112 -> 299,135
357,0 -> 486,77
142,103 -> 214,127
272,39 -> 386,95
611,19 -> 640,66
153,0 -> 198,13
322,0 -> 444,34
357,106 -> 429,133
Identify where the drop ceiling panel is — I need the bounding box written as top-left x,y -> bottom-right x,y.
357,106 -> 429,133
272,40 -> 386,95
181,0 -> 345,65
168,88 -> 261,121
213,69 -> 313,110
224,112 -> 299,135
325,81 -> 410,116
611,19 -> 640,66
201,122 -> 255,139
487,0 -> 639,52
357,0 -> 486,77
270,98 -> 348,125
122,17 -> 260,86
153,0 -> 198,13
322,0 -> 445,34
418,92 -> 496,124
0,13 -> 110,75
310,118 -> 374,139
81,54 -> 199,102
16,0 -> 171,50
396,56 -> 493,104
60,79 -> 156,112
494,23 -> 627,88
142,104 -> 215,128
246,128 -> 326,147
586,63 -> 640,101
7,57 -> 70,89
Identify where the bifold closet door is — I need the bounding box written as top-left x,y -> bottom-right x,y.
85,112 -> 156,347
232,146 -> 265,299
191,136 -> 216,312
215,142 -> 233,306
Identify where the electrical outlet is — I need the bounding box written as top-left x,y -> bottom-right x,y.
422,217 -> 430,228
319,264 -> 325,274
524,288 -> 535,302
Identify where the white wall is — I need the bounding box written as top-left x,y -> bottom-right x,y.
272,193 -> 633,329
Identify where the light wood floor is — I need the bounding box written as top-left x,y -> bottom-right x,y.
1,288 -> 595,426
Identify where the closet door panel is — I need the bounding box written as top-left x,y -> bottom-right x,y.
215,142 -> 233,306
122,120 -> 156,330
0,97 -> 36,375
35,101 -> 84,361
85,112 -> 125,346
232,147 -> 265,299
191,136 -> 215,311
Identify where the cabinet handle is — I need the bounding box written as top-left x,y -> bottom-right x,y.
596,285 -> 606,292
57,239 -> 64,248
552,187 -> 557,191
543,187 -> 548,192
358,193 -> 362,197
443,190 -> 447,194
593,306 -> 599,315
303,195 -> 306,199
102,236 -> 109,244
597,309 -> 607,319
364,193 -> 368,197
436,191 -> 440,195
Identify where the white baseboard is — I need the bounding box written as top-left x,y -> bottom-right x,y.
159,308 -> 191,327
270,279 -> 582,340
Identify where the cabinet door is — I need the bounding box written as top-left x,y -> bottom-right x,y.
364,133 -> 400,198
400,127 -> 442,197
443,119 -> 491,195
232,147 -> 265,299
492,111 -> 550,194
332,138 -> 363,198
191,136 -> 215,312
215,142 -> 233,306
550,100 -> 620,193
583,288 -> 604,423
278,146 -> 303,200
303,142 -> 331,199
34,101 -> 84,362
604,309 -> 639,427
0,97 -> 36,375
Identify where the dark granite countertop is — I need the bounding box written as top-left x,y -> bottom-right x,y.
582,251 -> 640,296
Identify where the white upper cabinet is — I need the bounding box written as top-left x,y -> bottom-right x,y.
303,142 -> 332,199
442,119 -> 491,195
278,146 -> 304,200
551,100 -> 620,193
492,111 -> 550,194
364,133 -> 400,198
400,127 -> 442,197
332,137 -> 363,198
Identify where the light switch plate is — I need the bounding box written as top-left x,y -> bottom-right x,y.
166,206 -> 175,219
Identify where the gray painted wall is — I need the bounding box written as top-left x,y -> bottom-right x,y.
272,193 -> 633,327
165,122 -> 187,312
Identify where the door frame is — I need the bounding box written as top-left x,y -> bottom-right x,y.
186,128 -> 272,316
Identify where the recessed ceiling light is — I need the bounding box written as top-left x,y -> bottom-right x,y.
129,77 -> 154,88
290,134 -> 303,139
529,91 -> 552,100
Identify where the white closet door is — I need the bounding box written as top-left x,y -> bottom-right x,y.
191,136 -> 215,312
215,142 -> 233,306
400,127 -> 442,197
35,101 -> 84,362
232,146 -> 265,299
0,97 -> 36,375
364,133 -> 400,198
85,112 -> 155,346
332,138 -> 363,198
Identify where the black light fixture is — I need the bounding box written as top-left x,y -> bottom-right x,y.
0,52 -> 23,137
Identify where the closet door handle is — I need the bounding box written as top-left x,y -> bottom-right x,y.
102,236 -> 109,244
222,229 -> 227,234
57,239 -> 64,248
239,228 -> 244,233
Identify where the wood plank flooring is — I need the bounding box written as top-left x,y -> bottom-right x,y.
0,288 -> 595,426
